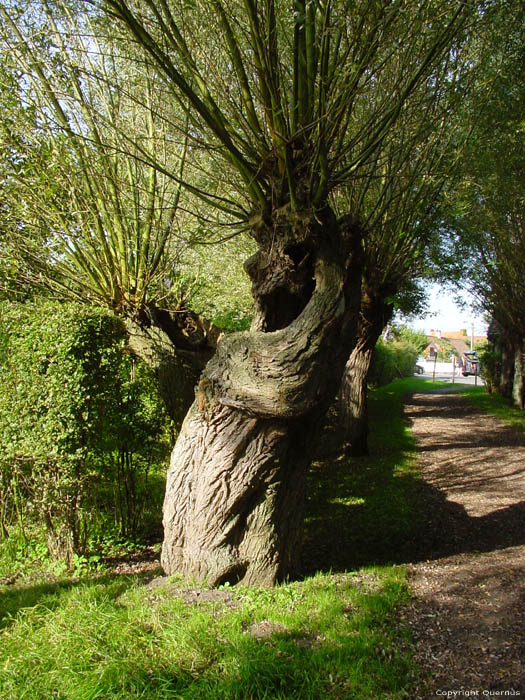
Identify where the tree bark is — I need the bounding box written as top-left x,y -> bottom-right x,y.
340,344 -> 375,456
339,292 -> 393,456
512,338 -> 524,410
161,208 -> 362,586
124,304 -> 220,423
500,340 -> 515,400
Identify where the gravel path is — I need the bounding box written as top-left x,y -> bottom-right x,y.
403,392 -> 525,698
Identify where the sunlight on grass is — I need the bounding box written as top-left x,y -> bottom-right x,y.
0,376 -> 440,699
304,377 -> 447,574
460,386 -> 525,433
0,569 -> 415,699
329,497 -> 366,506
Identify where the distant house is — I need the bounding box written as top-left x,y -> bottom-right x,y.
423,329 -> 487,362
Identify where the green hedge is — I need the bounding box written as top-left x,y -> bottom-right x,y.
368,339 -> 419,388
0,300 -> 170,564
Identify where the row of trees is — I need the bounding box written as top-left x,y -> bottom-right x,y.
0,0 -> 522,584
440,3 -> 524,408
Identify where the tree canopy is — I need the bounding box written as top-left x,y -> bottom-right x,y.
438,0 -> 524,405
95,0 -> 473,216
2,0 -> 503,586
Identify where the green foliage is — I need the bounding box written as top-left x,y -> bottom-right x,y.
368,339 -> 419,388
474,341 -> 500,394
0,63 -> 53,302
182,236 -> 255,331
0,300 -> 170,565
391,325 -> 428,355
439,0 -> 524,339
0,7 -> 193,316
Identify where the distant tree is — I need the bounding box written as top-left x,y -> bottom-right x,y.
391,325 -> 429,355
367,336 -> 419,387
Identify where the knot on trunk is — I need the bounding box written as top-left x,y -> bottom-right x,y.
201,256 -> 348,419
246,205 -> 344,332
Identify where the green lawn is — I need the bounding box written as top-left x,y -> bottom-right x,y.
0,378 -> 443,699
460,385 -> 525,433
0,569 -> 418,699
304,377 -> 448,572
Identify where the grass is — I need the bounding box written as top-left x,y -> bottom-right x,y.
460,385 -> 525,433
304,377 -> 448,572
0,571 -> 415,699
0,377 -> 444,699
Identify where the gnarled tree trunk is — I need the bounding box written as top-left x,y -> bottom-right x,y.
339,293 -> 393,456
161,208 -> 362,586
512,338 -> 524,410
124,304 -> 220,423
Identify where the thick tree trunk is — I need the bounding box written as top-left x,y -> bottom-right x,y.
340,344 -> 374,456
124,304 -> 219,423
500,341 -> 515,400
339,294 -> 393,456
161,403 -> 322,585
512,339 -> 524,409
161,208 -> 362,586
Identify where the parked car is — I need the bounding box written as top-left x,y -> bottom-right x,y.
461,351 -> 479,376
414,364 -> 424,374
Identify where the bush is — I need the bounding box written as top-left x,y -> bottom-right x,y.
0,300 -> 170,566
391,325 -> 428,354
368,339 -> 419,388
477,345 -> 501,394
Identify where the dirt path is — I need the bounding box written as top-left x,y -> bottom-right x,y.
403,391 -> 525,698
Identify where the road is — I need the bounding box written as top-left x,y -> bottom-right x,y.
414,372 -> 485,386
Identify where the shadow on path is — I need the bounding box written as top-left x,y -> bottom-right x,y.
303,391 -> 525,574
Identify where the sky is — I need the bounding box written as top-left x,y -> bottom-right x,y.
408,283 -> 488,337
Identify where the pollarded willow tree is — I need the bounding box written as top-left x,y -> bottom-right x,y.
0,1 -> 222,420
89,0 -> 475,585
336,47 -> 473,455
